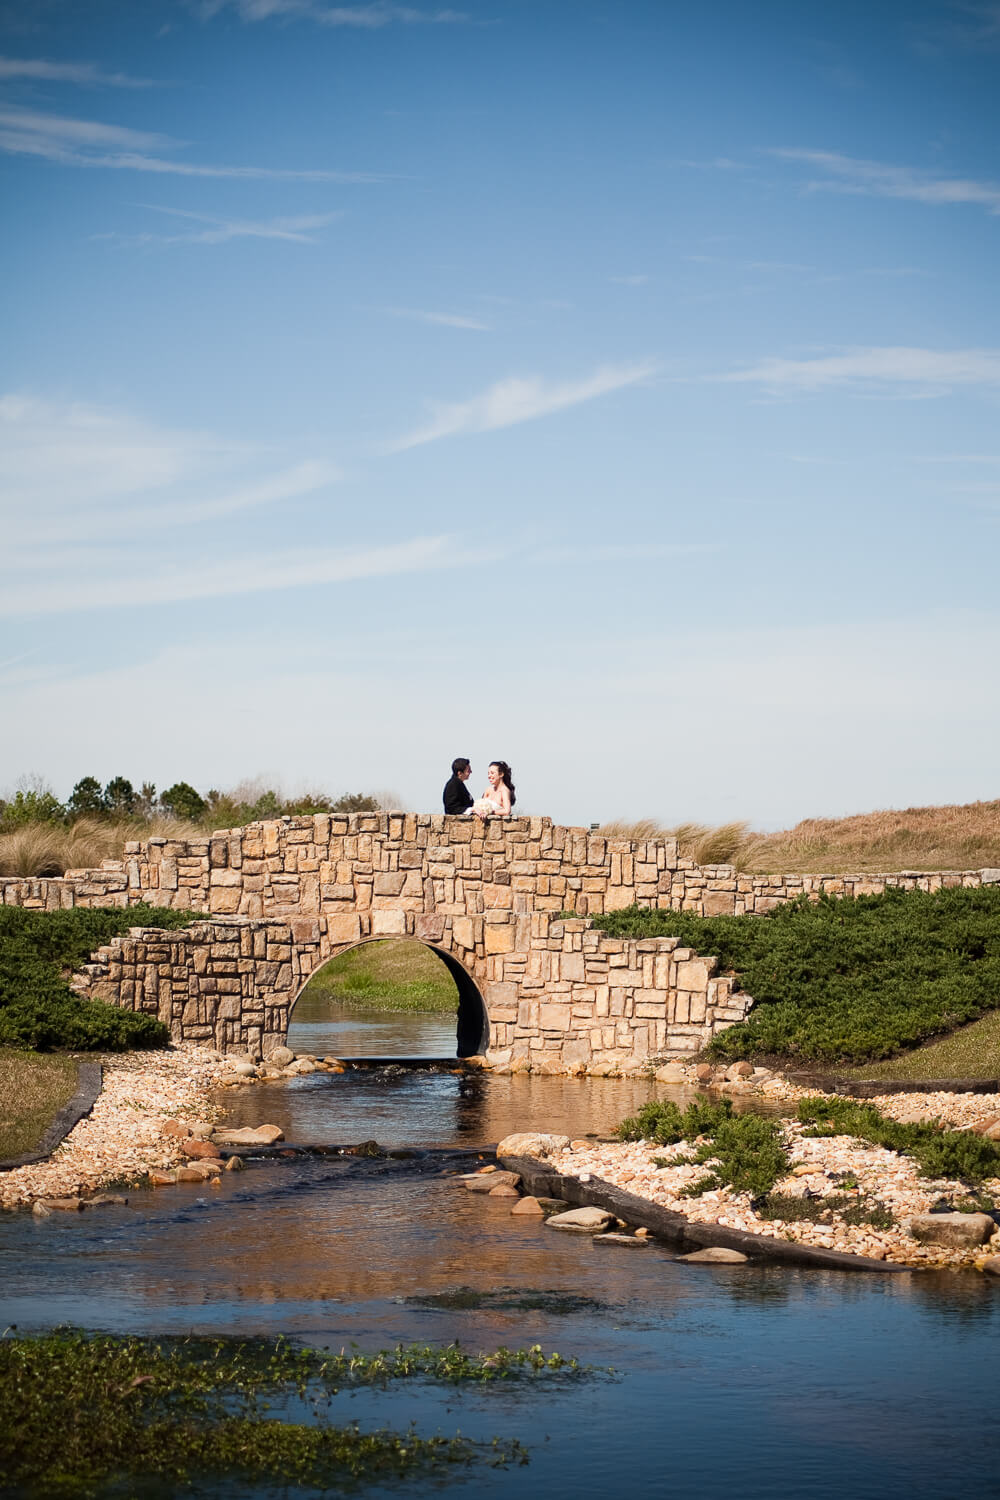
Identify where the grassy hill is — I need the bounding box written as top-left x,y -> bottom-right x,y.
600,797 -> 1000,874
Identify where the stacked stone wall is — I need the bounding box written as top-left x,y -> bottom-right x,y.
71,912 -> 749,1070
5,814 -> 998,1072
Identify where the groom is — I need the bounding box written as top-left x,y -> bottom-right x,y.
443,757 -> 474,815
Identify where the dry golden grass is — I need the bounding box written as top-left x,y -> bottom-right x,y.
745,799 -> 1000,874
598,819 -> 753,867
0,817 -> 203,878
599,801 -> 1000,874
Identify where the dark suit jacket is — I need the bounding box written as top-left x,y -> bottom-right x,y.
443,774 -> 474,815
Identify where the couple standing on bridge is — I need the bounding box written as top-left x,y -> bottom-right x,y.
442,757 -> 516,820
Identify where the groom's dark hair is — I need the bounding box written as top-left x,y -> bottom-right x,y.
451,757 -> 470,774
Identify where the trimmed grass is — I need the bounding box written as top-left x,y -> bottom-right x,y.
0,1047 -> 78,1159
303,940 -> 458,1013
594,886 -> 1000,1065
843,1009 -> 1000,1082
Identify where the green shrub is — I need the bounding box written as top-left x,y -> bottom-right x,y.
594,886 -> 1000,1064
0,905 -> 197,1053
616,1096 -> 734,1145
757,1191 -> 895,1229
797,1096 -> 1000,1183
682,1112 -> 790,1198
617,1095 -> 789,1197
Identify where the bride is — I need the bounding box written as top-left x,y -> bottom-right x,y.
473,761 -> 515,820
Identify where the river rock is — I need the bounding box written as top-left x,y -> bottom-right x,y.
594,1232 -> 650,1247
908,1212 -> 997,1249
160,1119 -> 191,1139
497,1132 -> 570,1159
463,1171 -> 521,1193
40,1197 -> 84,1212
185,1160 -> 224,1179
212,1125 -> 285,1146
86,1193 -> 128,1207
268,1046 -> 295,1067
982,1256 -> 1000,1277
228,1060 -> 258,1078
655,1064 -> 687,1083
510,1196 -> 546,1216
726,1061 -> 754,1081
181,1137 -> 224,1159
545,1206 -> 615,1233
695,1064 -> 715,1083
680,1247 -> 749,1263
489,1183 -> 521,1198
175,1166 -> 210,1182
150,1170 -> 177,1185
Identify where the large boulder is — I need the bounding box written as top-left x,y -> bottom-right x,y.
908,1213 -> 997,1249
212,1125 -> 285,1146
181,1138 -> 223,1160
680,1246 -> 748,1263
545,1206 -> 615,1233
497,1132 -> 570,1159
461,1170 -> 521,1194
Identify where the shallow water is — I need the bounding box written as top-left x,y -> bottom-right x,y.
3,1006 -> 999,1499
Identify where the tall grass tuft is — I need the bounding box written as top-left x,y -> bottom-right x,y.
597,819 -> 756,869
0,817 -> 203,878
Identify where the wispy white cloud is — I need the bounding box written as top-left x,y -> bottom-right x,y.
193,1 -> 473,26
769,148 -> 1000,215
0,105 -> 382,180
379,306 -> 490,330
0,56 -> 157,87
718,347 -> 1000,394
0,392 -> 479,617
0,536 -> 468,617
390,359 -> 658,450
97,206 -> 340,246
0,393 -> 336,540
0,107 -> 172,152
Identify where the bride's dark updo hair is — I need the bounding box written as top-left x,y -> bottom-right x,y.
490,761 -> 516,807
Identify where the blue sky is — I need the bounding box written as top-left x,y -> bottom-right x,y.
2,0 -> 998,828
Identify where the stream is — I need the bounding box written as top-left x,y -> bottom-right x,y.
2,1000 -> 999,1498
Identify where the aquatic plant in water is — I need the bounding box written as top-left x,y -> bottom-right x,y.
0,1330 -> 595,1496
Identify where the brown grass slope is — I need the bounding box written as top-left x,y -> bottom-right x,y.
600,799 -> 1000,874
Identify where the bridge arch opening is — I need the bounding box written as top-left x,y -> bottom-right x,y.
287,938 -> 489,1060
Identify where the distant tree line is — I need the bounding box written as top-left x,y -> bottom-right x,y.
0,774 -> 382,833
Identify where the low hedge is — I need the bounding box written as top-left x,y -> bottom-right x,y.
0,905 -> 197,1052
593,886 -> 1000,1065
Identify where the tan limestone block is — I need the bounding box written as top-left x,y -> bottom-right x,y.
451,916 -> 475,950
326,913 -> 362,944
675,958 -> 713,992
485,923 -> 515,955
371,909 -> 407,936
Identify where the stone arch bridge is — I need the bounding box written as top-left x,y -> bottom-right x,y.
9,813 -> 990,1075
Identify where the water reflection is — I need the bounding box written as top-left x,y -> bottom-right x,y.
4,1000 -> 1000,1500
287,992 -> 459,1059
